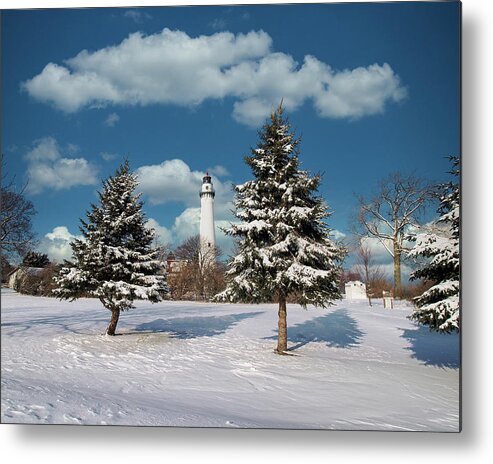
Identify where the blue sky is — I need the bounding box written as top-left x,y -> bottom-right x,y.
1,2 -> 460,271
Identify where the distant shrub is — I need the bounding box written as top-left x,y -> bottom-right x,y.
400,279 -> 436,302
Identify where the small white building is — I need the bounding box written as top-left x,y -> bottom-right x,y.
344,280 -> 367,300
8,267 -> 44,290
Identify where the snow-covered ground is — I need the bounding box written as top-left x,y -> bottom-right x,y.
1,288 -> 459,430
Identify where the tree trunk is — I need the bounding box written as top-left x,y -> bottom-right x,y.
393,243 -> 401,299
106,308 -> 120,336
276,294 -> 288,354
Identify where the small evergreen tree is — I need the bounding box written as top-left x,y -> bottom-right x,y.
215,103 -> 345,354
22,251 -> 50,268
408,156 -> 460,332
54,160 -> 169,335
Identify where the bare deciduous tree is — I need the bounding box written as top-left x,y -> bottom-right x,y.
170,235 -> 224,300
1,161 -> 37,261
1,254 -> 14,283
355,173 -> 433,298
353,241 -> 387,305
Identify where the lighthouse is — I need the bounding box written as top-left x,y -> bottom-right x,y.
199,172 -> 216,263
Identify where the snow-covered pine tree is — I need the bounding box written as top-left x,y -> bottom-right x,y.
215,102 -> 345,354
408,156 -> 460,332
54,160 -> 169,335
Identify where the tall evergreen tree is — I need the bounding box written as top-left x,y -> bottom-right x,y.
54,160 -> 169,335
216,103 -> 345,354
408,157 -> 460,332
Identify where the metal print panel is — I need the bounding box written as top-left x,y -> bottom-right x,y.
1,1 -> 461,430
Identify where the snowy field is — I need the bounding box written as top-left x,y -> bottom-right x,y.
1,287 -> 459,430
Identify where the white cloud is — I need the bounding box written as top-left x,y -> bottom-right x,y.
215,219 -> 237,257
22,62 -> 120,113
330,229 -> 347,241
173,207 -> 201,240
209,18 -> 228,30
359,235 -> 393,261
207,165 -> 230,177
22,28 -> 406,126
350,235 -> 418,283
357,226 -> 417,263
371,262 -> 414,281
136,158 -> 233,207
136,159 -> 201,205
232,97 -> 273,127
123,9 -> 152,24
104,112 -> 120,127
148,209 -> 236,257
25,136 -> 59,162
25,137 -> 99,194
66,143 -> 80,154
100,152 -> 118,162
145,218 -> 173,246
136,158 -> 235,254
39,226 -> 80,263
314,62 -> 407,119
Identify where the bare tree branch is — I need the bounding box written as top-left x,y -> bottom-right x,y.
1,156 -> 37,261
170,235 -> 224,300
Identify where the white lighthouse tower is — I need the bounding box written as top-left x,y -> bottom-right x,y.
199,172 -> 216,263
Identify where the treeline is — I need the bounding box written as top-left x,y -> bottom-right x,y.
0,236 -> 444,304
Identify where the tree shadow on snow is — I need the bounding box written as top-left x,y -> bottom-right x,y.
400,325 -> 460,368
1,314 -> 106,336
133,311 -> 263,339
265,308 -> 365,350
